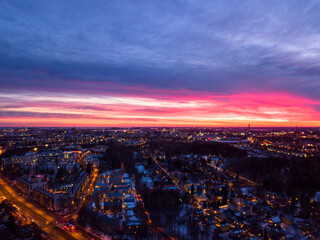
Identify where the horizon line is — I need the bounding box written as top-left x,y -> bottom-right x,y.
0,126 -> 319,129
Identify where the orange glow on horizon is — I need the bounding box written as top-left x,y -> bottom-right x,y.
0,91 -> 319,127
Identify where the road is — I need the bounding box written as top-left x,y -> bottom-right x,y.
0,176 -> 97,240
0,181 -> 77,240
208,162 -> 258,186
77,150 -> 91,166
152,152 -> 257,188
151,155 -> 203,209
151,156 -> 182,189
67,167 -> 99,220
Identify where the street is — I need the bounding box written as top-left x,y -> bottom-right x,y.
0,176 -> 97,240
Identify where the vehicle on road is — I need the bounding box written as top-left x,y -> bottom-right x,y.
62,223 -> 76,232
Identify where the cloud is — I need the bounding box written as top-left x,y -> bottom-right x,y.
0,90 -> 319,127
0,0 -> 320,126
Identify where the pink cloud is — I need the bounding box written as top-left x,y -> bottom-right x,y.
0,90 -> 319,127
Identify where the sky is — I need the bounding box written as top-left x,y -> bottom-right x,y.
1,0 -> 320,127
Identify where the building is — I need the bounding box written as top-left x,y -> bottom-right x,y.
32,188 -> 68,211
16,176 -> 47,195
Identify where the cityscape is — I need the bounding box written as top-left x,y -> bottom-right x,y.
1,1 -> 320,240
0,127 -> 319,239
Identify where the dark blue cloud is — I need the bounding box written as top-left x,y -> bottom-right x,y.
1,0 -> 320,99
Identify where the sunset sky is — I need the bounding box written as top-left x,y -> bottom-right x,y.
1,1 -> 320,127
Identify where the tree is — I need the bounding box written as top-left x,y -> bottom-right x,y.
6,213 -> 16,230
263,228 -> 268,240
73,163 -> 79,177
191,184 -> 195,195
221,185 -> 228,205
86,162 -> 92,175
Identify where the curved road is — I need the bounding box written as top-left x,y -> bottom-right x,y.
0,176 -> 97,240
0,183 -> 76,240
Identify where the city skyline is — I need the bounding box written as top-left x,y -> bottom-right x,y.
1,1 -> 320,127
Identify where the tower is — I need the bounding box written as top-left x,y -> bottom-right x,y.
121,162 -> 124,171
